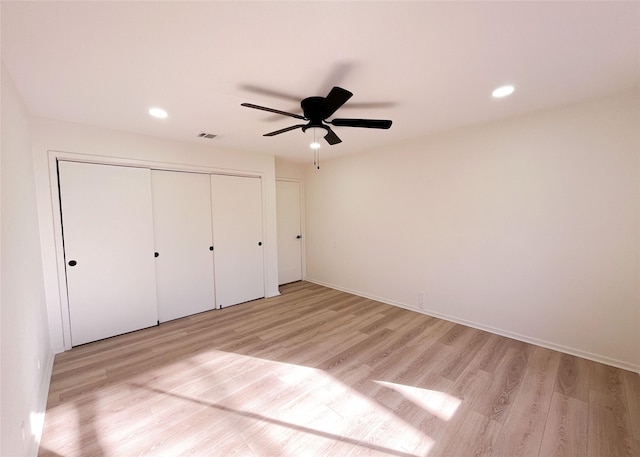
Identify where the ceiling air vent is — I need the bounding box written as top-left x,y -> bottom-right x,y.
198,132 -> 217,139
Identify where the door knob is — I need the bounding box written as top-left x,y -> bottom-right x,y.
68,260 -> 77,266
258,241 -> 262,246
209,246 -> 214,251
296,235 -> 302,239
154,252 -> 159,258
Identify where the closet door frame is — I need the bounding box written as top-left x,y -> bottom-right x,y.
47,151 -> 272,351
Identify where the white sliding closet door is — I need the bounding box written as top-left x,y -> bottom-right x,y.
276,180 -> 303,285
152,170 -> 216,322
58,161 -> 158,346
211,174 -> 264,307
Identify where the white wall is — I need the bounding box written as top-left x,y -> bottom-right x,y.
275,157 -> 306,180
1,64 -> 52,456
31,118 -> 280,353
305,89 -> 640,371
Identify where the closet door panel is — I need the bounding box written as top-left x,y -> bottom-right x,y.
152,170 -> 215,322
211,175 -> 264,307
58,161 -> 158,346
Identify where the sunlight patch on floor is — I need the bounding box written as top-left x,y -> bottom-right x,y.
46,350 -> 452,456
147,352 -> 437,456
30,411 -> 45,442
373,380 -> 462,421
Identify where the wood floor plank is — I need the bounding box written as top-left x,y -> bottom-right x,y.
588,390 -> 636,457
438,323 -> 470,347
438,410 -> 502,457
415,361 -> 494,457
590,361 -> 626,396
538,392 -> 588,457
474,333 -> 512,374
356,346 -> 460,456
470,345 -> 533,423
492,346 -> 561,457
38,282 -> 640,457
439,327 -> 491,381
622,369 -> 640,441
554,353 -> 590,403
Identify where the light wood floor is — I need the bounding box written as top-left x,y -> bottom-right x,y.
40,281 -> 640,457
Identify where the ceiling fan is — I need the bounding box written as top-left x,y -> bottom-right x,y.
241,86 -> 392,146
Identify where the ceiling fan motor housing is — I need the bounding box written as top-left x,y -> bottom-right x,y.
301,97 -> 327,124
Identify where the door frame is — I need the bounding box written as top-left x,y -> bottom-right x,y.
276,178 -> 306,284
48,150 -> 273,350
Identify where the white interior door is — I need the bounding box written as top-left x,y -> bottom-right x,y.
152,170 -> 216,322
58,161 -> 158,346
276,180 -> 303,285
211,174 -> 264,307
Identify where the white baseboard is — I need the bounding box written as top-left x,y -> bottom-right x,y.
307,278 -> 640,374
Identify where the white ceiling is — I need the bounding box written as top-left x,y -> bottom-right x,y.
2,1 -> 639,163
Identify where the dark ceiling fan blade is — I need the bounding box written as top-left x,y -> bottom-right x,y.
239,84 -> 302,102
263,124 -> 306,136
318,62 -> 354,94
330,118 -> 392,129
241,103 -> 305,120
342,101 -> 397,109
320,87 -> 353,119
323,127 -> 342,145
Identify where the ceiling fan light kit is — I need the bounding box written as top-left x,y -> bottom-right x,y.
241,86 -> 393,160
306,127 -> 325,150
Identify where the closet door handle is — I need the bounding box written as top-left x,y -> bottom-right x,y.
154,252 -> 159,258
258,241 -> 262,246
209,246 -> 214,251
296,235 -> 302,239
68,260 -> 77,267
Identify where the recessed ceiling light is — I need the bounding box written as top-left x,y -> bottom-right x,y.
148,107 -> 168,119
492,85 -> 515,98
